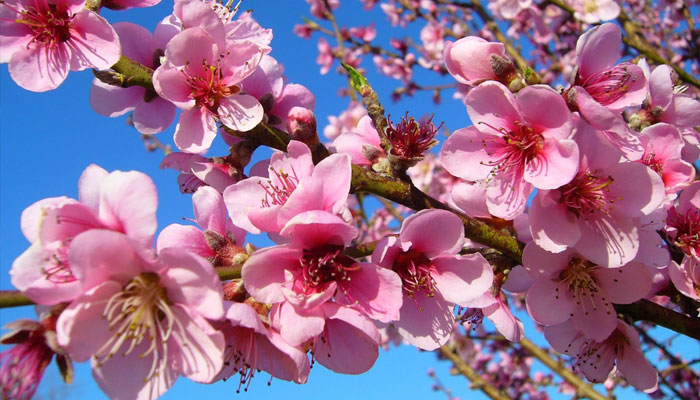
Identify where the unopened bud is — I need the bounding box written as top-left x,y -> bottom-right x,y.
489,54 -> 524,92
286,106 -> 319,150
222,280 -> 248,302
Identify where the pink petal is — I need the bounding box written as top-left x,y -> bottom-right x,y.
526,279 -> 574,326
431,253 -> 493,306
524,138 -> 579,190
157,248 -> 224,320
38,202 -> 103,243
543,320 -> 586,356
529,191 -> 581,253
10,243 -> 82,305
0,20 -> 32,64
156,224 -> 213,257
371,236 -> 402,268
75,165 -> 106,213
163,27 -> 217,68
662,95 -> 700,128
170,307 -> 225,383
649,65 -> 673,109
340,262 -> 403,323
668,259 -> 700,300
174,109 -> 218,154
175,0 -> 226,46
571,293 -> 617,342
593,262 -> 652,304
192,186 -> 227,233
501,265 -> 534,293
575,215 -> 639,268
68,11 -> 121,71
314,303 -> 380,374
217,94 -> 264,132
133,97 -> 176,135
450,181 -> 490,219
20,196 -> 74,242
483,299 -> 524,342
275,302 -> 325,346
98,170 -> 158,247
280,211 -> 358,248
466,81 -> 523,137
576,23 -> 621,79
440,127 -> 497,181
617,344 -> 658,392
517,85 -> 571,134
152,66 -> 196,109
9,43 -> 69,92
400,209 -> 464,258
485,176 -> 531,220
241,246 -> 299,304
222,177 -> 267,234
68,230 -> 144,289
522,242 -> 571,278
56,280 -> 122,361
394,291 -> 454,350
112,22 -> 153,66
89,79 -> 143,117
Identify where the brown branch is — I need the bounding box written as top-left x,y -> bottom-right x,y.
614,300 -> 700,341
439,344 -> 510,400
0,291 -> 33,308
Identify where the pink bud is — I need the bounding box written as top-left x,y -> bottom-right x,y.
286,106 -> 319,150
443,36 -> 506,86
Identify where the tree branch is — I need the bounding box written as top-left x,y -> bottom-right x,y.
439,344 -> 510,400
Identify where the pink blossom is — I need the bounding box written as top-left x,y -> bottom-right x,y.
463,290 -> 525,342
665,181 -> 700,257
443,36 -> 505,86
161,152 -> 240,194
545,320 -> 658,392
242,210 -> 403,325
57,230 -> 225,400
153,27 -> 265,153
441,82 -> 577,219
634,123 -> 695,196
11,164 -> 158,305
306,0 -> 339,18
372,209 -> 493,350
373,54 -> 414,83
317,37 -> 334,74
639,62 -> 700,129
523,242 -> 652,341
488,0 -> 532,19
0,0 -> 120,92
528,127 -> 665,267
223,140 -> 352,236
212,302 -> 310,389
668,257 -> 700,307
349,23 -> 377,42
90,22 -> 176,134
570,0 -> 620,24
157,186 -> 247,269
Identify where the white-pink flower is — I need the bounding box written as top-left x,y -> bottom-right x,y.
153,27 -> 265,153
0,0 -> 120,92
570,0 -> 620,24
443,36 -> 505,86
372,209 -> 493,350
161,152 -> 240,194
224,140 -> 352,236
529,127 -> 665,267
523,242 -> 652,341
11,164 -> 157,305
56,230 -> 225,400
441,82 -> 578,219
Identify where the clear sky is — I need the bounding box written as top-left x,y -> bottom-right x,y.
1,1 -> 695,399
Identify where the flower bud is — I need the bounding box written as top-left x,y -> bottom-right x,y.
286,106 -> 319,150
443,36 -> 506,86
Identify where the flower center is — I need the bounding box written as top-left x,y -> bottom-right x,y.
667,206 -> 700,256
393,249 -> 437,297
583,0 -> 599,13
641,152 -> 664,175
558,169 -> 616,218
478,121 -> 544,178
296,245 -> 358,294
576,63 -> 638,106
558,258 -> 612,316
96,273 -> 181,383
183,60 -> 239,114
9,2 -> 73,49
386,113 -> 440,159
258,166 -> 299,207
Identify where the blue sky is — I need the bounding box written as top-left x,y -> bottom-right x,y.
1,1 -> 697,399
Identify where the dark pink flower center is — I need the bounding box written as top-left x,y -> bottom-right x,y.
393,249 -> 437,297
641,152 -> 664,175
258,166 -> 299,207
296,245 -> 359,294
558,169 -> 616,218
9,2 -> 73,49
183,60 -> 239,114
479,121 -> 544,178
666,206 -> 700,256
576,63 -> 638,106
386,113 -> 441,159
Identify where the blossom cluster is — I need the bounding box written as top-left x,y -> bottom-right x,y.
1,0 -> 699,399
